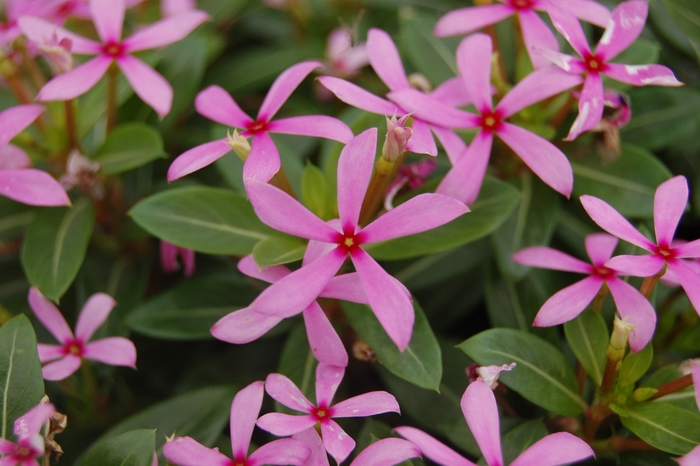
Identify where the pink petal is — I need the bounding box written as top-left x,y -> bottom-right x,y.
404,118 -> 437,156
337,128 -> 377,233
194,85 -> 252,128
676,444 -> 700,466
122,10 -> 208,52
258,61 -> 321,121
350,248 -> 414,351
431,76 -> 472,107
675,238 -> 700,259
320,273 -> 368,304
434,5 -> 513,37
497,67 -> 583,118
0,438 -> 15,455
28,287 -> 73,343
595,1 -> 648,62
436,130 -> 492,205
461,380 -> 503,466
37,344 -> 64,363
91,0 -> 125,43
315,363 -> 344,407
82,337 -> 136,367
0,144 -> 31,170
238,255 -> 291,282
653,176 -> 688,247
41,354 -> 81,381
303,303 -> 348,367
304,236 -> 339,266
18,16 -> 102,54
320,419 -> 355,464
456,33 -> 493,113
256,413 -> 317,436
668,259 -> 700,316
292,428 -> 329,466
167,139 -> 231,181
606,277 -> 656,352
162,436 -> 232,466
230,381 -> 264,458
350,438 -> 422,466
535,49 -> 587,74
0,169 -> 71,206
14,403 -> 55,440
430,125 -> 467,165
0,105 -> 44,150
210,307 -> 282,344
534,276 -> 603,327
387,88 -> 481,129
117,54 -> 173,117
37,55 -> 112,101
267,115 -> 353,143
604,63 -> 682,87
512,246 -> 592,274
240,134 -> 282,185
74,293 -> 116,341
566,73 -> 604,141
557,0 -> 611,28
509,432 -> 594,466
394,427 -> 475,466
360,193 -> 468,243
331,391 -> 399,418
518,9 -> 560,68
246,178 -> 339,242
497,122 -> 573,198
316,76 -> 399,115
606,254 -> 664,277
367,28 -> 409,91
585,233 -> 619,266
248,438 -> 312,466
547,4 -> 592,57
580,195 -> 655,250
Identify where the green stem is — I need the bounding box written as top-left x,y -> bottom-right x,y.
65,100 -> 78,149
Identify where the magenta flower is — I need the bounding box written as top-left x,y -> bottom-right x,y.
19,0 -> 208,117
160,241 -> 195,277
435,0 -> 610,69
167,61 -> 353,184
324,27 -> 369,78
163,381 -> 310,466
29,287 -> 137,381
244,128 -> 468,350
389,33 -> 582,204
257,363 -> 400,464
161,0 -> 195,17
0,402 -> 55,466
512,233 -> 656,352
0,105 -> 70,207
543,1 -> 682,140
581,176 -> 700,316
396,379 -> 594,466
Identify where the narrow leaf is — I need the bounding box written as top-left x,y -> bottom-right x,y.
622,402 -> 700,455
77,429 -> 155,466
564,309 -> 608,387
252,235 -> 307,267
94,123 -> 166,175
619,344 -> 654,387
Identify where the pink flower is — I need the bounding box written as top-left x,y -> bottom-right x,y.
324,27 -> 369,77
543,1 -> 682,140
19,0 -> 208,117
0,402 -> 55,466
163,381 -> 310,466
167,61 -> 353,184
257,364 -> 400,464
29,287 -> 137,381
512,233 -> 656,352
581,175 -> 700,317
41,0 -> 144,24
389,33 -> 582,204
161,0 -> 196,17
160,241 -> 195,277
244,128 -> 468,350
0,105 -> 70,207
435,0 -> 610,69
396,379 -> 594,466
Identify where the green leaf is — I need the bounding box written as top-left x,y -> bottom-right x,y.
129,186 -> 273,255
93,123 -> 165,175
620,344 -> 654,387
366,176 -> 520,260
252,235 -> 306,267
77,429 -> 155,466
22,198 -> 95,300
343,300 -> 442,390
0,197 -> 34,243
621,402 -> 700,455
458,328 -> 586,416
564,309 -> 608,387
660,0 -> 700,57
0,315 -> 44,440
301,162 -> 331,219
571,143 -> 672,218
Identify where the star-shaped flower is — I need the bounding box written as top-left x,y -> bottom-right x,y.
0,403 -> 55,466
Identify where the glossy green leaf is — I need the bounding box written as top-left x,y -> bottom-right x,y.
77,429 -> 155,466
366,176 -> 520,260
93,123 -> 165,175
252,235 -> 306,267
620,344 -> 654,387
564,309 -> 608,387
0,315 -> 44,440
301,162 -> 331,219
459,328 -> 586,416
129,186 -> 273,255
343,300 -> 442,391
621,402 -> 700,455
22,198 -> 95,300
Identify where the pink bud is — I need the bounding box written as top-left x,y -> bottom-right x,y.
381,114 -> 412,162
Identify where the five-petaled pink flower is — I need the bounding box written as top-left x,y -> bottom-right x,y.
163,381 -> 311,466
257,363 -> 400,464
513,233 -> 656,352
0,402 -> 55,466
29,287 -> 137,381
542,1 -> 682,140
168,61 -> 353,184
19,0 -> 208,117
581,176 -> 700,317
396,379 -> 594,466
245,128 -> 468,350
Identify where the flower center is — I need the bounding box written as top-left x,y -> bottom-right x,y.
245,119 -> 269,135
479,109 -> 502,132
230,457 -> 248,466
654,244 -> 676,260
65,340 -> 83,356
592,265 -> 615,279
102,41 -> 124,58
336,230 -> 361,254
509,0 -> 533,10
583,53 -> 606,74
312,405 -> 332,422
14,445 -> 32,459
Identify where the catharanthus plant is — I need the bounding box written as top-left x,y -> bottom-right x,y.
0,403 -> 55,466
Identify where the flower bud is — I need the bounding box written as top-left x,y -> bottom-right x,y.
38,35 -> 73,74
227,129 -> 251,161
381,114 -> 412,163
607,315 -> 635,361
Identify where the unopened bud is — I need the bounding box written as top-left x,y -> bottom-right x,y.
38,36 -> 73,74
227,129 -> 251,161
608,315 -> 635,360
633,387 -> 658,402
381,114 -> 412,163
407,73 -> 432,93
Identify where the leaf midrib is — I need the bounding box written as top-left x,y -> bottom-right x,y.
148,211 -> 269,241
